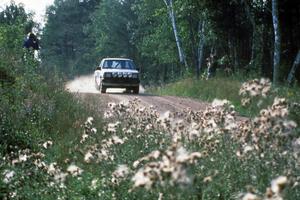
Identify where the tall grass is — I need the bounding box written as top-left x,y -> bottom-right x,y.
149,75 -> 300,119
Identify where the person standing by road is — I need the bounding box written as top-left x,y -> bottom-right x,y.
23,32 -> 40,62
23,32 -> 39,50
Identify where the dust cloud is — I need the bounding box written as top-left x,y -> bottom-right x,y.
65,75 -> 99,93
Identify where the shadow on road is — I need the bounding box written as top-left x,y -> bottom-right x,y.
105,91 -> 155,97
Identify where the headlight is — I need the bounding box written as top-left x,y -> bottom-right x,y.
104,72 -> 112,78
132,73 -> 138,79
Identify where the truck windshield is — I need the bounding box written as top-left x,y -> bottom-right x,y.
103,60 -> 136,69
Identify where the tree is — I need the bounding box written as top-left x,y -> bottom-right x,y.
41,0 -> 101,76
287,50 -> 300,85
39,0 -> 300,84
162,0 -> 188,68
88,0 -> 137,60
196,20 -> 206,79
0,2 -> 35,82
272,0 -> 281,84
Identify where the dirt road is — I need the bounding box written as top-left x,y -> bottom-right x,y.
65,74 -> 209,114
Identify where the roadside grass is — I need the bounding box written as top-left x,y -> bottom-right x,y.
149,76 -> 247,115
0,53 -> 106,198
149,75 -> 300,119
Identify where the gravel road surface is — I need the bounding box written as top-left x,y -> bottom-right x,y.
65,74 -> 209,114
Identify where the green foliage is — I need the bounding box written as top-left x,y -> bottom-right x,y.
89,0 -> 136,58
0,4 -> 103,198
150,76 -> 242,108
41,0 -> 101,76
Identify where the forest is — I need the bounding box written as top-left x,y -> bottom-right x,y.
0,0 -> 300,199
41,0 -> 300,85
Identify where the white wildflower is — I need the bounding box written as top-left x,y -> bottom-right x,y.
133,160 -> 140,168
171,166 -> 191,185
242,193 -> 261,200
113,164 -> 129,178
149,150 -> 160,159
243,145 -> 254,153
90,178 -> 98,190
108,102 -> 116,109
212,99 -> 230,107
91,128 -> 97,134
3,170 -> 15,184
104,111 -> 113,119
19,154 -> 28,162
107,123 -> 117,133
189,152 -> 202,160
54,172 -> 68,183
47,162 -> 58,175
112,135 -> 124,144
87,117 -> 94,125
84,151 -> 94,163
132,169 -> 153,189
67,164 -> 83,176
80,133 -> 89,143
176,147 -> 189,163
158,193 -> 163,200
43,140 -> 53,149
271,176 -> 288,194
189,129 -> 200,140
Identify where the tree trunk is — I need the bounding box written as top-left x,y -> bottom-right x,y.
261,20 -> 272,78
228,36 -> 239,71
272,0 -> 281,84
287,50 -> 300,85
233,42 -> 239,69
241,0 -> 256,66
196,21 -> 205,79
163,0 -> 188,68
188,16 -> 197,70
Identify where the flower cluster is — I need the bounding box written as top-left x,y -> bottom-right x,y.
235,98 -> 297,155
80,117 -> 97,143
239,78 -> 272,106
2,170 -> 15,184
100,81 -> 298,196
241,176 -> 288,200
111,164 -> 130,185
83,135 -> 127,164
131,144 -> 202,190
2,143 -> 83,189
104,99 -> 160,133
3,148 -> 45,166
104,98 -> 238,153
